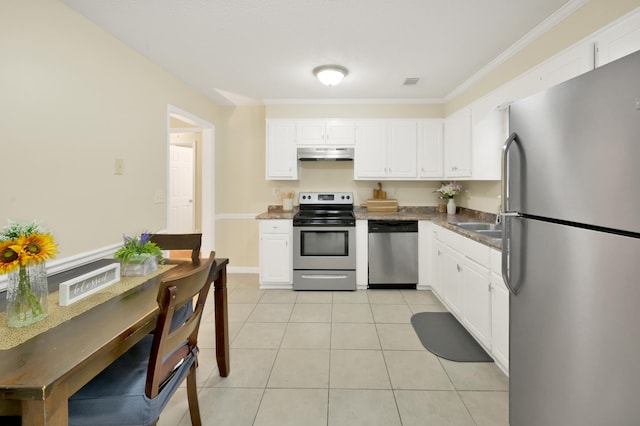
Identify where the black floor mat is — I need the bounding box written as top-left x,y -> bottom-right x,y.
411,312 -> 493,362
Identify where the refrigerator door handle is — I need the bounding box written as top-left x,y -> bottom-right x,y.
501,132 -> 519,213
502,212 -> 521,295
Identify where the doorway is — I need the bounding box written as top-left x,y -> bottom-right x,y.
168,136 -> 195,233
167,105 -> 215,255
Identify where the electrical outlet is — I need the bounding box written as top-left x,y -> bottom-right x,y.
114,158 -> 124,175
273,187 -> 280,196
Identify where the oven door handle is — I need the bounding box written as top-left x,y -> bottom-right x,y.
300,274 -> 349,280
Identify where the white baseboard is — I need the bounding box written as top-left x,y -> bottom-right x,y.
227,266 -> 259,274
259,283 -> 294,290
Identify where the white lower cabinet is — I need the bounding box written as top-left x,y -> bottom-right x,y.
490,249 -> 509,374
443,248 -> 465,318
461,257 -> 491,349
259,220 -> 292,287
432,225 -> 508,374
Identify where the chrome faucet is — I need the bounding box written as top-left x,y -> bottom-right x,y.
495,203 -> 502,224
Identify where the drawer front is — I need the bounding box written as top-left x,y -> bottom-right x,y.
260,220 -> 292,234
293,270 -> 356,291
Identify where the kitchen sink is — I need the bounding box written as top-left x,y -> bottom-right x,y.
451,222 -> 503,231
450,222 -> 503,240
476,229 -> 503,239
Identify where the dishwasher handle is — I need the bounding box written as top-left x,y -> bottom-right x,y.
368,220 -> 418,233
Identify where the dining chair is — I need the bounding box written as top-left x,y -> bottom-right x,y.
148,233 -> 204,327
68,252 -> 217,426
148,233 -> 202,263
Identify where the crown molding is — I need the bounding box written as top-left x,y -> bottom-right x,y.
444,0 -> 590,102
262,98 -> 443,105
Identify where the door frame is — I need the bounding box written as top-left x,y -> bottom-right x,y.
166,104 -> 215,255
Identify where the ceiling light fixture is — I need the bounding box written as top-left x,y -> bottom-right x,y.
313,65 -> 348,86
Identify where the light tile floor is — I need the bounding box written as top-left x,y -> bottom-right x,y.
159,274 -> 509,426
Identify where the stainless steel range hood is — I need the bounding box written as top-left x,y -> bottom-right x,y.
297,147 -> 354,161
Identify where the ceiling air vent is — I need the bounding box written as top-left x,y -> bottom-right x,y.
403,77 -> 420,86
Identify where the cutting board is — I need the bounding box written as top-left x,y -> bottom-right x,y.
366,199 -> 398,212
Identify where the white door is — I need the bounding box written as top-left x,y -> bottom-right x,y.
169,144 -> 195,233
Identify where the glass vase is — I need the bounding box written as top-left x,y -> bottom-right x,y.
6,262 -> 49,327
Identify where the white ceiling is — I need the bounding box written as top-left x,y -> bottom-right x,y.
62,0 -> 577,106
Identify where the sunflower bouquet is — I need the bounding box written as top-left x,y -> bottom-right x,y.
0,221 -> 58,327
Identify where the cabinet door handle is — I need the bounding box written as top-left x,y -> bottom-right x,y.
456,264 -> 462,272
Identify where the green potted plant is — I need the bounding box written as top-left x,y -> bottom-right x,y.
114,233 -> 164,276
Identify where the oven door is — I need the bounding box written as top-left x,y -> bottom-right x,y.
293,226 -> 355,270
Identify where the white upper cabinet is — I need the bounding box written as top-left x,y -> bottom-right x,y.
296,119 -> 355,146
354,120 -> 417,179
387,120 -> 418,178
354,120 -> 388,178
266,119 -> 298,180
444,108 -> 472,178
417,119 -> 444,178
468,42 -> 594,181
595,11 -> 640,67
537,42 -> 595,89
470,88 -> 509,181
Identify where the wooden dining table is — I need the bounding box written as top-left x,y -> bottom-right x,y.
0,257 -> 230,425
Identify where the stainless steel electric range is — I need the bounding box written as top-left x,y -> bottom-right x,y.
292,192 -> 356,291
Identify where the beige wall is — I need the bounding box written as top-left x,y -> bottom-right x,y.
1,0 -> 220,258
3,0 -> 635,269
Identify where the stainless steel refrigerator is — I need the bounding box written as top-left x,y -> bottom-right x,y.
502,49 -> 640,425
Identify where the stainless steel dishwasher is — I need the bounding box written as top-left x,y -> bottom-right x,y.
368,220 -> 418,289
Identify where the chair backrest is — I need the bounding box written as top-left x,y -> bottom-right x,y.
148,233 -> 202,263
145,251 -> 216,398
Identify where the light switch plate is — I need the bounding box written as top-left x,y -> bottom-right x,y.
114,158 -> 124,175
154,189 -> 165,203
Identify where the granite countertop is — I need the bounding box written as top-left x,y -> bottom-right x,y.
256,205 -> 502,250
255,205 -> 297,220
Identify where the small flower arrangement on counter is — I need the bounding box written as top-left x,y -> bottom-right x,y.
435,181 -> 462,199
114,233 -> 164,276
0,221 -> 58,327
434,181 -> 462,215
